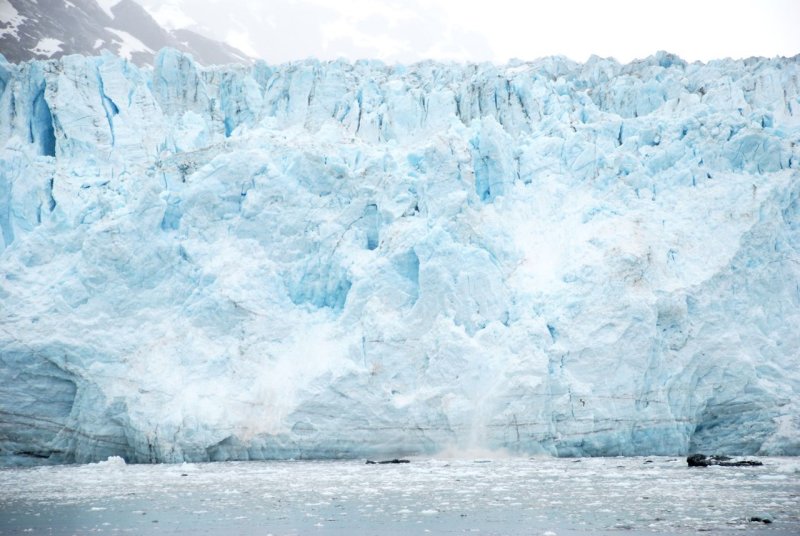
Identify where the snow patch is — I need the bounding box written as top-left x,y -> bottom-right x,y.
148,3 -> 196,30
95,0 -> 122,20
104,27 -> 154,60
30,38 -> 63,58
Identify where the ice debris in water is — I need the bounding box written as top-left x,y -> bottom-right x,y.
91,456 -> 127,468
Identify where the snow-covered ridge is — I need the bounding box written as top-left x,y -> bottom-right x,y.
0,0 -> 250,66
0,49 -> 798,465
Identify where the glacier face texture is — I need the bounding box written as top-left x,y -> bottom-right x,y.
1,49 -> 799,464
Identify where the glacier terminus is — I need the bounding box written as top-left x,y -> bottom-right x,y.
0,49 -> 798,465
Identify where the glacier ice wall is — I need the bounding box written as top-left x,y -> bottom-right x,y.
1,49 -> 799,464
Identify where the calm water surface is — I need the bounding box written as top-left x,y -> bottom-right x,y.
1,456 -> 798,535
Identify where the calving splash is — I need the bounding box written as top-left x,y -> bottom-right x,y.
0,49 -> 798,464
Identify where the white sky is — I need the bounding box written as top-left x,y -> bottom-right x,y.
138,0 -> 800,64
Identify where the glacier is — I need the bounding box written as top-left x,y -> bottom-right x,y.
0,49 -> 799,465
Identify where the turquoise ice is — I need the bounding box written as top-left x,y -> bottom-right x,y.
0,49 -> 798,464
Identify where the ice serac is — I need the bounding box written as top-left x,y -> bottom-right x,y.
1,49 -> 799,465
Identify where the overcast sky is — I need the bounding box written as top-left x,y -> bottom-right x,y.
138,0 -> 800,64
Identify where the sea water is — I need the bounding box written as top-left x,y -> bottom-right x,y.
1,456 -> 798,535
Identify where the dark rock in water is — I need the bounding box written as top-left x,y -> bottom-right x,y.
687,454 -> 763,467
687,454 -> 712,467
748,516 -> 773,524
365,459 -> 410,464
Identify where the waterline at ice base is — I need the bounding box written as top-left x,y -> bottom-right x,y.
1,49 -> 799,465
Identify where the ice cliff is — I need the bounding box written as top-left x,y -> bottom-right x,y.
1,49 -> 799,465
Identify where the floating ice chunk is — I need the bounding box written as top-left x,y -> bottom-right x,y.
91,456 -> 127,468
